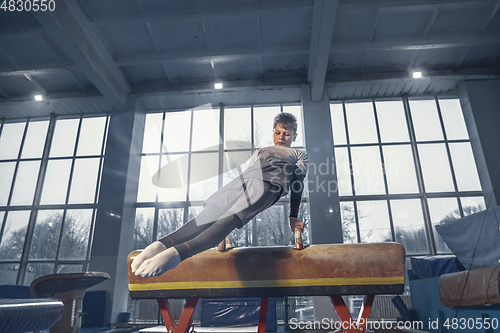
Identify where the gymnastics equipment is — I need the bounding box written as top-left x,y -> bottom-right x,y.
128,238 -> 404,333
30,272 -> 110,333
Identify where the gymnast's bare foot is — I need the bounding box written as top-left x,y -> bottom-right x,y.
131,241 -> 167,274
134,247 -> 181,278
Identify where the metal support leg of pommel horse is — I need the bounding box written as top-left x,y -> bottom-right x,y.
158,298 -> 200,333
330,294 -> 375,333
157,298 -> 269,333
158,295 -> 372,333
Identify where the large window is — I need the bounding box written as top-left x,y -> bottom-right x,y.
134,104 -> 309,252
0,115 -> 109,285
331,97 -> 484,256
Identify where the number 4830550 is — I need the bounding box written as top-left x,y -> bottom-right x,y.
1,0 -> 56,12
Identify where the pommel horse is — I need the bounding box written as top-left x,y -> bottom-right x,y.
127,228 -> 405,333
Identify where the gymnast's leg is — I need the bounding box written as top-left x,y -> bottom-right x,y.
132,175 -> 252,274
134,214 -> 242,278
133,180 -> 281,277
131,204 -> 223,273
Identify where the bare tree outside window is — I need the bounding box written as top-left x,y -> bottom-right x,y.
340,202 -> 357,244
0,210 -> 93,284
257,205 -> 285,246
439,203 -> 486,226
158,209 -> 184,240
134,208 -> 154,250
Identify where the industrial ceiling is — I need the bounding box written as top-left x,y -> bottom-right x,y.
0,0 -> 499,118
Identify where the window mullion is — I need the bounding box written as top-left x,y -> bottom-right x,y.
152,207 -> 159,242
5,122 -> 30,208
85,208 -> 98,267
185,108 -> 196,213
252,218 -> 257,246
0,119 -> 17,246
155,112 -> 167,237
17,115 -> 57,284
435,97 -> 464,217
283,202 -> 289,246
372,100 -> 396,242
155,113 -> 166,205
93,115 -> 109,204
64,116 -> 83,206
218,103 -> 224,191
54,209 -> 69,274
341,101 -> 361,243
250,106 -> 257,246
403,95 -> 436,255
251,105 -> 255,151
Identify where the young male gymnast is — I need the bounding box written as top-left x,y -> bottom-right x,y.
132,112 -> 308,278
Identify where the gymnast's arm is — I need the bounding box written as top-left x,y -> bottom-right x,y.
289,175 -> 305,232
289,150 -> 308,232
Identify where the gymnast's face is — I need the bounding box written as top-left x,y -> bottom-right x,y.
273,123 -> 297,147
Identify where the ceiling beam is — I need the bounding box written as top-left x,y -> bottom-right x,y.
0,25 -> 45,36
408,5 -> 439,70
0,88 -> 9,99
0,89 -> 105,106
67,68 -> 88,92
455,47 -> 471,69
24,74 -> 47,96
455,0 -> 500,69
326,67 -> 500,83
407,50 -> 420,69
0,44 -> 19,67
20,12 -> 73,64
308,0 -> 339,101
2,33 -> 496,78
334,34 -> 500,51
126,68 -> 500,97
339,0 -> 493,8
89,1 -> 313,26
85,0 -> 490,26
37,31 -> 74,63
422,5 -> 440,39
0,0 -> 490,38
368,7 -> 380,43
0,62 -> 76,76
115,45 -> 309,66
482,0 -> 500,31
31,0 -> 130,110
195,0 -> 219,82
2,68 -> 498,109
360,7 -> 380,76
113,33 -> 500,67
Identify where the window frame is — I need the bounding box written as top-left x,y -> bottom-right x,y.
0,114 -> 109,285
332,95 -> 484,256
134,103 -> 309,249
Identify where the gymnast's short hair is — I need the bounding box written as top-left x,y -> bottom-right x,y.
273,112 -> 297,133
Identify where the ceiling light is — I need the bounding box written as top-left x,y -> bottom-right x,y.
35,95 -> 43,101
214,82 -> 223,89
413,71 -> 422,79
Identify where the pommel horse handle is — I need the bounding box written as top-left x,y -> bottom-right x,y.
294,225 -> 303,249
218,234 -> 232,252
218,238 -> 226,252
